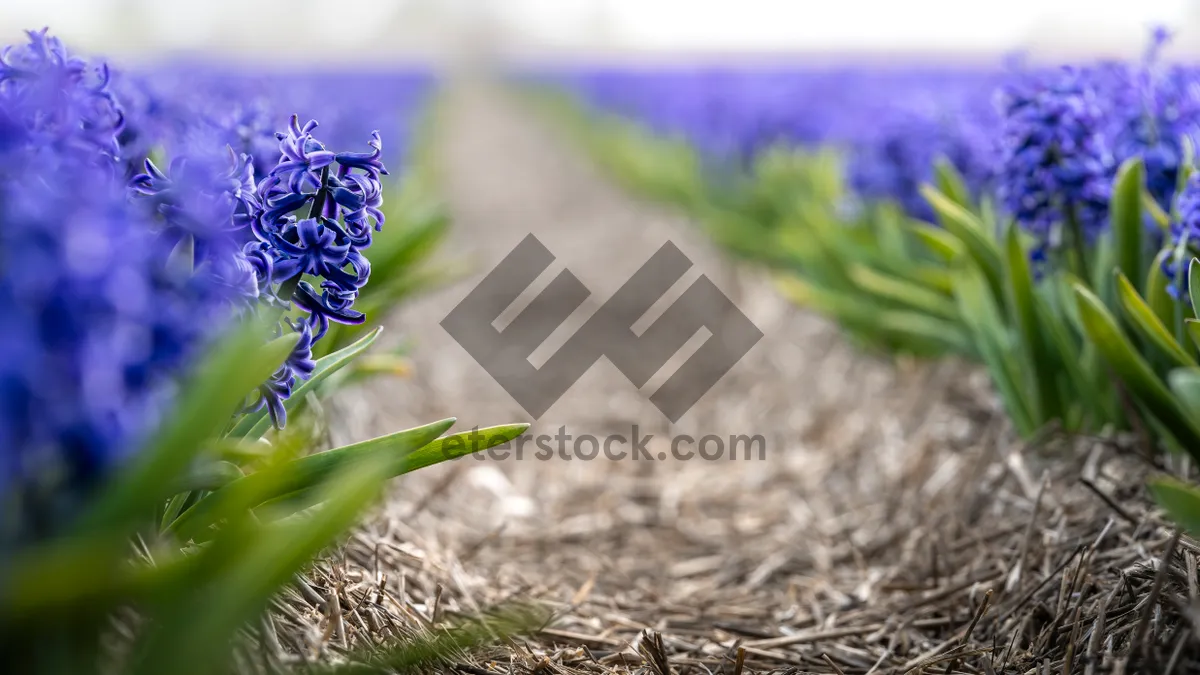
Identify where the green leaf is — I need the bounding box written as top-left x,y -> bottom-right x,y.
76,316 -> 296,533
398,423 -> 530,474
797,200 -> 874,267
229,326 -> 383,439
1034,280 -> 1114,429
209,438 -> 277,463
846,264 -> 958,321
160,492 -> 190,532
1091,232 -> 1117,308
1073,282 -> 1200,458
954,268 -> 1036,435
1189,258 -> 1200,320
1111,157 -> 1146,288
257,424 -> 531,523
169,418 -> 456,542
777,276 -> 968,354
316,353 -> 413,392
0,534 -> 199,620
906,221 -> 964,262
1147,248 -> 1178,330
1149,475 -> 1200,537
900,265 -> 956,295
869,204 -> 912,262
132,451 -> 397,675
933,157 -> 972,209
1143,191 -> 1172,229
875,311 -> 973,354
1187,319 -> 1200,355
1115,271 -> 1196,369
1169,367 -> 1200,417
170,461 -> 243,494
920,185 -> 1005,304
1004,225 -> 1061,424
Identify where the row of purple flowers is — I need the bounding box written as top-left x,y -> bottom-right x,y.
0,28 -> 434,536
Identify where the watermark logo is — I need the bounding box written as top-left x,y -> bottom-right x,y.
442,235 -> 763,421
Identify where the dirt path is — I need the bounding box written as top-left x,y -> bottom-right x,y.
305,82 -> 1181,674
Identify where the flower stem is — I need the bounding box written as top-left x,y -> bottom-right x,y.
307,165 -> 330,220
275,275 -> 301,305
1065,205 -> 1090,282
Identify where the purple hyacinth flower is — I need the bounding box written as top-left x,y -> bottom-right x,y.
266,217 -> 351,280
0,27 -> 124,163
334,130 -> 388,178
269,115 -> 337,195
240,116 -> 388,428
995,66 -> 1115,255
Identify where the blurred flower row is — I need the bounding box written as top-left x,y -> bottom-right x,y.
548,29 -> 1199,237
535,29 -> 1200,542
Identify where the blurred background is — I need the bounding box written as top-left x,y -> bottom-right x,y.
2,0 -> 1199,64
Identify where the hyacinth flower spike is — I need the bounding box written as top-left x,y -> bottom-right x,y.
995,66 -> 1115,275
127,112 -> 390,429
244,115 -> 387,427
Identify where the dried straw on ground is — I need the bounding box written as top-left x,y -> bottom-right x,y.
272,83 -> 1200,674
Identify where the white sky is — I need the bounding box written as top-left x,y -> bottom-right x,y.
0,0 -> 1195,57
611,0 -> 1189,50
494,0 -> 1197,54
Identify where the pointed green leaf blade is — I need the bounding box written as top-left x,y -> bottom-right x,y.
1004,224 -> 1061,424
1073,282 -> 1200,458
1115,271 -> 1196,369
920,185 -> 1004,303
257,424 -> 532,526
1111,157 -> 1146,288
1168,367 -> 1200,417
933,157 -> 973,210
1187,319 -> 1200,355
399,423 -> 530,474
906,220 -> 964,262
1189,258 -> 1200,320
169,418 -> 456,541
846,264 -> 958,321
954,268 -> 1036,435
1147,248 -> 1178,330
1033,283 -> 1114,429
